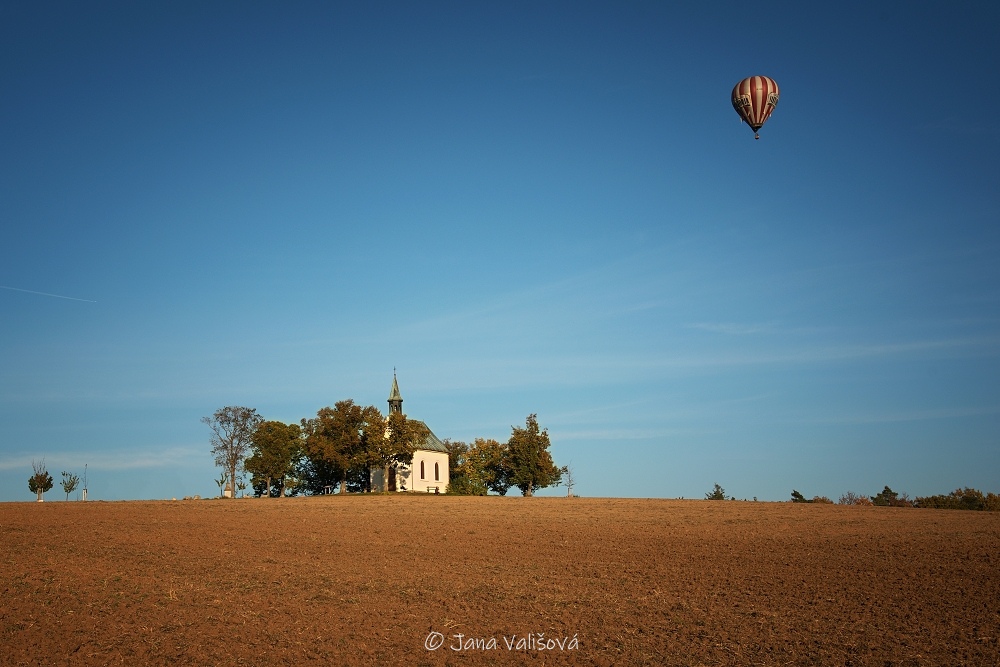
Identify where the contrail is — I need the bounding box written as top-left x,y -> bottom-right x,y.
0,285 -> 97,303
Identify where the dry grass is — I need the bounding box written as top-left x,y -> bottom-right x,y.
1,496 -> 998,666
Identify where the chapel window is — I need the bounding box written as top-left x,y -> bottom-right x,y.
420,460 -> 425,479
434,462 -> 440,481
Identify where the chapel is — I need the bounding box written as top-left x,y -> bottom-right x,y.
370,374 -> 450,493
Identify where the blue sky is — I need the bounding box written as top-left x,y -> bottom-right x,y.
2,1 -> 998,501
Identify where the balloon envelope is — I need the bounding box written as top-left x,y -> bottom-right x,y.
732,76 -> 779,137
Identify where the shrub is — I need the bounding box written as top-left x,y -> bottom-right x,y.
916,488 -> 1000,511
989,493 -> 1000,512
838,491 -> 873,506
705,483 -> 726,501
870,486 -> 913,507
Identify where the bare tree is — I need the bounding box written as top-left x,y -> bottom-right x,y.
562,464 -> 575,497
202,406 -> 262,499
214,472 -> 229,498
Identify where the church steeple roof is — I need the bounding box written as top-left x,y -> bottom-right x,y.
388,370 -> 403,415
383,371 -> 448,453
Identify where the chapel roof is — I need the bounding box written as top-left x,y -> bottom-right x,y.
410,420 -> 449,453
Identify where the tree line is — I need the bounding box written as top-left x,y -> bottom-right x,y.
203,404 -> 562,498
444,414 -> 564,496
705,483 -> 1000,510
833,485 -> 1000,510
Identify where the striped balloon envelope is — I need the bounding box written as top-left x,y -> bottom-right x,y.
731,76 -> 780,140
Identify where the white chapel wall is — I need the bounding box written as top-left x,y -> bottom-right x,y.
401,450 -> 449,492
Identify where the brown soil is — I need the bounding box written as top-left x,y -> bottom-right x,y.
1,496 -> 998,666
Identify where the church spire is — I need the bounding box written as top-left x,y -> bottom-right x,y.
388,369 -> 403,415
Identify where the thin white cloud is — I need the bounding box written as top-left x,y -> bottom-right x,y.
0,445 -> 203,472
0,285 -> 97,303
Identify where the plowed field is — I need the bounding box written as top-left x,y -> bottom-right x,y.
1,496 -> 998,666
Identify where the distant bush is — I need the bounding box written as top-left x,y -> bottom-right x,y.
789,490 -> 833,504
915,488 -> 1000,511
705,483 -> 726,501
790,490 -> 809,503
838,491 -> 873,506
870,486 -> 914,507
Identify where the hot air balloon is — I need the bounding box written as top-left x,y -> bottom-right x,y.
731,76 -> 779,139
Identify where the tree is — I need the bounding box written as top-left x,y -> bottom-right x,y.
871,485 -> 897,506
28,459 -> 54,502
562,464 -> 575,497
916,488 -> 1000,511
245,420 -> 303,497
371,410 -> 421,492
202,406 -> 262,500
985,493 -> 1000,512
357,405 -> 387,492
295,455 -> 342,496
444,440 -> 471,491
445,438 -> 512,495
215,472 -> 229,498
279,468 -> 306,496
477,438 -> 513,495
790,489 -> 810,503
705,483 -> 726,500
61,471 -> 80,501
301,400 -> 365,494
444,440 -> 482,495
506,414 -> 562,497
871,485 -> 914,507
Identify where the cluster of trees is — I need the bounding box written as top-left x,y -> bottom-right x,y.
204,404 -> 563,498
837,486 -> 1000,510
26,459 -> 82,501
913,487 -> 1000,511
790,490 -> 833,503
295,400 -> 427,495
706,484 -> 999,511
203,402 -> 424,497
870,486 -> 913,506
445,414 -> 563,496
800,486 -> 999,511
